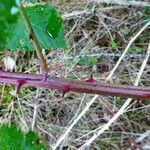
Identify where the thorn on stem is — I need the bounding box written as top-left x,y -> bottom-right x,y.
85,74 -> 97,84
60,86 -> 70,97
141,93 -> 150,98
14,80 -> 26,96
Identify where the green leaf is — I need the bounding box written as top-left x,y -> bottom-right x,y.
46,9 -> 63,39
22,131 -> 48,150
143,6 -> 150,21
0,0 -> 19,50
110,40 -> 117,49
0,124 -> 48,150
0,125 -> 23,150
89,57 -> 97,65
78,57 -> 90,65
78,57 -> 98,66
7,4 -> 66,51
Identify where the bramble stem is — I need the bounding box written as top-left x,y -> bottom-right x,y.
19,3 -> 47,73
0,70 -> 150,100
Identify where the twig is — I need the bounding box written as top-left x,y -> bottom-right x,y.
19,3 -> 47,73
62,6 -> 126,20
97,14 -> 113,41
0,83 -> 5,107
16,95 -> 29,131
0,72 -> 150,99
125,104 -> 150,113
79,42 -> 150,149
89,0 -> 150,7
81,52 -> 146,59
31,104 -> 38,131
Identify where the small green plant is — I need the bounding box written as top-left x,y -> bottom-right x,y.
143,6 -> 150,21
110,40 -> 117,49
78,57 -> 97,66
